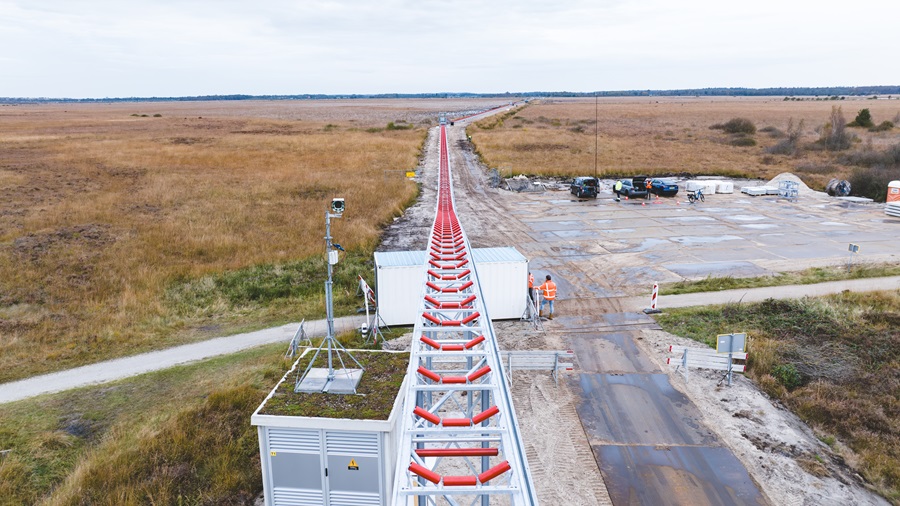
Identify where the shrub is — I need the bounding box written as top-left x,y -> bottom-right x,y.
848,166 -> 900,202
386,122 -> 413,131
819,106 -> 852,151
767,139 -> 795,155
870,121 -> 894,132
772,363 -> 803,390
760,126 -> 785,138
766,118 -> 804,155
840,142 -> 900,168
731,137 -> 757,147
849,108 -> 874,128
721,117 -> 756,134
794,163 -> 835,175
152,113 -> 162,118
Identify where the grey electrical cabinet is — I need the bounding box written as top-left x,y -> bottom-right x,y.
258,427 -> 387,505
251,351 -> 406,506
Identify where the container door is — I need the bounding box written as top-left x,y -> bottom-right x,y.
266,428 -> 325,506
325,431 -> 382,505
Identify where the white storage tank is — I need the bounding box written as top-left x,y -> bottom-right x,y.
374,247 -> 527,326
716,182 -> 734,194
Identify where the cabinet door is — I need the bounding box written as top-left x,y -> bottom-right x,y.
267,428 -> 325,506
325,431 -> 382,505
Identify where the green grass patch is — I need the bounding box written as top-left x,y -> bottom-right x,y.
260,350 -> 408,420
654,291 -> 900,503
165,250 -> 375,324
661,263 -> 900,295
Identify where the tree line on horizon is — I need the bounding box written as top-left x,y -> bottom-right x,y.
2,86 -> 899,103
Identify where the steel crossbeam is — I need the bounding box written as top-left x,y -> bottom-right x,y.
391,124 -> 538,505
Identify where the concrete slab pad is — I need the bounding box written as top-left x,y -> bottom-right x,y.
553,229 -> 597,239
691,246 -> 782,263
662,216 -> 718,223
573,373 -> 718,446
523,220 -> 589,231
595,445 -> 767,506
669,235 -> 744,246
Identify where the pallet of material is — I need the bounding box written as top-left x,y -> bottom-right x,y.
741,186 -> 770,196
887,203 -> 900,217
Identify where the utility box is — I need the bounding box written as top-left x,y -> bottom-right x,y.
373,247 -> 528,326
252,351 -> 407,506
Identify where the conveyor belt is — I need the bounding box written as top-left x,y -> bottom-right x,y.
391,123 -> 538,505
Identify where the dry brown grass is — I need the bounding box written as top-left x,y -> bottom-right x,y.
0,101 -> 470,382
471,97 -> 900,188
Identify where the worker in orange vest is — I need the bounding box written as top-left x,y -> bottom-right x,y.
645,178 -> 653,200
527,272 -> 535,303
538,274 -> 557,320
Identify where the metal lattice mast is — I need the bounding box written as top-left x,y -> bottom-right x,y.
392,122 -> 539,505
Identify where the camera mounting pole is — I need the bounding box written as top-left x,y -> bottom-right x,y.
294,199 -> 364,394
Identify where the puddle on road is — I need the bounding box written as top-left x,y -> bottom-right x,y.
821,221 -> 849,226
620,238 -> 671,253
669,235 -> 743,245
740,223 -> 779,230
663,216 -> 716,223
555,230 -> 596,238
725,214 -> 766,222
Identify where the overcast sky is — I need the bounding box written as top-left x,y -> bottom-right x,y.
2,0 -> 897,98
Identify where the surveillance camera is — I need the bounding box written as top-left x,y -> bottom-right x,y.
331,198 -> 345,214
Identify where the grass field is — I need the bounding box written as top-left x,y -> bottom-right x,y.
0,343 -> 286,505
655,291 -> 900,504
469,97 -> 900,193
662,263 -> 900,295
0,101 -> 448,382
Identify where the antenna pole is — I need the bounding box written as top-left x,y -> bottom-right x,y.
594,93 -> 599,177
325,211 -> 335,379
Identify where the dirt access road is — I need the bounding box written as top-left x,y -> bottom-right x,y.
380,109 -> 895,505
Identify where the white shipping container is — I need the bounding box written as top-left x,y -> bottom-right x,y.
374,247 -> 528,326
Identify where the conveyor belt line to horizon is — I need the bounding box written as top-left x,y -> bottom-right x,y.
391,120 -> 539,504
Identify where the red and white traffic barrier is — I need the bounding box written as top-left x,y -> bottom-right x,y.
643,282 -> 661,314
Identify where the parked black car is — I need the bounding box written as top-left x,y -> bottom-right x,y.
616,176 -> 648,198
570,176 -> 599,198
648,178 -> 679,197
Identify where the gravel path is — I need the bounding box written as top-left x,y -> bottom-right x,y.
0,314 -> 366,404
618,275 -> 900,312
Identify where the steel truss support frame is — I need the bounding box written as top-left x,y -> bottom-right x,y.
391,124 -> 539,505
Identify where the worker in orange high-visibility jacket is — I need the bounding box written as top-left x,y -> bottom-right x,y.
527,272 -> 535,303
538,274 -> 557,320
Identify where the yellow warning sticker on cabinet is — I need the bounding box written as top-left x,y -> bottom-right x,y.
348,458 -> 359,471
270,451 -> 276,456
